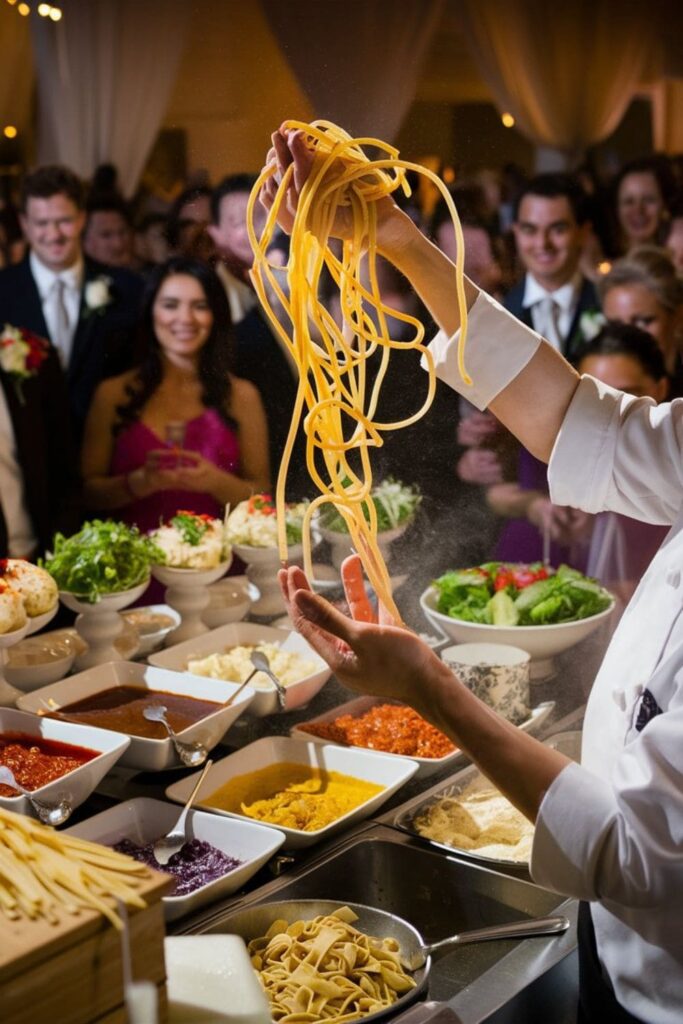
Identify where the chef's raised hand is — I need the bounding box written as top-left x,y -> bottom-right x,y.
278,557 -> 443,708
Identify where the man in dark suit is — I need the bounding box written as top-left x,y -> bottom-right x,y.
0,165 -> 143,439
0,342 -> 80,559
505,173 -> 600,362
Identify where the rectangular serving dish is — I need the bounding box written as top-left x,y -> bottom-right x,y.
166,735 -> 418,850
292,698 -> 556,780
388,728 -> 580,870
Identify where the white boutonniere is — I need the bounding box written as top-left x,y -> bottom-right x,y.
579,310 -> 606,342
83,275 -> 113,317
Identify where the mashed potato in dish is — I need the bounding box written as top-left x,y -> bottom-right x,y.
413,785 -> 534,862
187,642 -> 317,689
150,512 -> 228,569
0,559 -> 58,616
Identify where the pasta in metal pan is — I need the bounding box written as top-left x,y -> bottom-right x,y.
248,121 -> 469,621
248,905 -> 416,1022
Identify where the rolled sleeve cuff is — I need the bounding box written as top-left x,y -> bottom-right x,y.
531,761 -> 617,901
547,375 -> 623,512
422,290 -> 542,410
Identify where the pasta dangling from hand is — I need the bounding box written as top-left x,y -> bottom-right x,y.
248,120 -> 469,621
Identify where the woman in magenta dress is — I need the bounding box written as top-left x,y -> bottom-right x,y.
81,257 -> 270,530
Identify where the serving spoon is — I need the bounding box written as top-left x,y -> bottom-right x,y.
142,705 -> 208,767
249,650 -> 287,711
152,758 -> 213,865
0,765 -> 72,826
401,914 -> 570,971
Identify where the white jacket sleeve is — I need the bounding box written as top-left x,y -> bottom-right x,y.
548,375 -> 683,525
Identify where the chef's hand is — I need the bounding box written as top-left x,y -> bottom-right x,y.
278,556 -> 441,706
260,126 -> 402,246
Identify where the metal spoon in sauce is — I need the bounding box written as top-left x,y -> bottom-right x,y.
0,765 -> 72,827
152,758 -> 213,865
142,705 -> 208,768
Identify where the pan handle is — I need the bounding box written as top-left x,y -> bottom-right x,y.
421,914 -> 570,960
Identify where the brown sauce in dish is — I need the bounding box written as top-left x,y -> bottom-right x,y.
0,732 -> 98,794
52,685 -> 221,739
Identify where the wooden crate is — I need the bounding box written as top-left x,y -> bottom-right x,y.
1,872 -> 171,1024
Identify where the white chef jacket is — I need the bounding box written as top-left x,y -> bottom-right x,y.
427,290 -> 683,1024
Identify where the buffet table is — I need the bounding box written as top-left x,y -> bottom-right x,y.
60,613 -> 607,1024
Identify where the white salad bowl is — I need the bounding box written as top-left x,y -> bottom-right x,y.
317,522 -> 410,571
16,661 -> 255,772
231,542 -> 303,617
58,579 -> 151,671
151,561 -> 232,645
420,585 -> 615,679
66,797 -> 285,921
148,621 -> 332,716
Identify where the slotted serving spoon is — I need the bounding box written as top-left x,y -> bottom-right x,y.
142,705 -> 208,767
0,765 -> 72,826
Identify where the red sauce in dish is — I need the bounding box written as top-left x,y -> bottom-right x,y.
53,685 -> 221,739
0,732 -> 98,794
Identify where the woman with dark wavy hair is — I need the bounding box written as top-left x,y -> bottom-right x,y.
81,257 -> 270,530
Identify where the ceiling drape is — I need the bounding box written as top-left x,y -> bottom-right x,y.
261,0 -> 444,142
30,0 -> 188,195
456,0 -> 662,158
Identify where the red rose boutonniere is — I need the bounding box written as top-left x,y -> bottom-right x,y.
0,323 -> 50,404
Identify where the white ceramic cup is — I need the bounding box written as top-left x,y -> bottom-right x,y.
440,642 -> 531,724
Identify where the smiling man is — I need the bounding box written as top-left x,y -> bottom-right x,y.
507,174 -> 599,362
0,165 -> 143,437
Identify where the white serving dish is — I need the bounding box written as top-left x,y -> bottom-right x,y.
151,561 -> 232,589
420,585 -> 615,679
203,576 -> 255,629
66,797 -> 285,921
58,579 -> 150,614
16,661 -> 255,772
291,695 -> 462,779
0,706 -> 129,820
292,697 -> 555,779
5,632 -> 75,691
391,721 -> 576,869
149,622 -> 332,717
121,604 -> 181,657
166,735 -> 419,850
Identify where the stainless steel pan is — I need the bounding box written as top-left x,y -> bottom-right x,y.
217,898 -> 569,1022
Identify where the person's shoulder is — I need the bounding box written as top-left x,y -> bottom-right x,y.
0,257 -> 31,290
502,277 -> 525,312
93,369 -> 135,406
229,373 -> 260,404
85,258 -> 144,296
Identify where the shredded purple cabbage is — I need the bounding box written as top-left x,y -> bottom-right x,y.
114,837 -> 242,896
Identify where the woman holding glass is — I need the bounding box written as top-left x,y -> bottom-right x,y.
81,257 -> 270,531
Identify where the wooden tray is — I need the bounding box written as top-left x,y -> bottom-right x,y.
2,870 -> 171,1024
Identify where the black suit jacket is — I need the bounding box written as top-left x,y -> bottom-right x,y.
0,345 -> 81,558
503,275 -> 600,364
0,255 -> 144,438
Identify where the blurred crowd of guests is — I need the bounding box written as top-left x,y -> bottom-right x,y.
1,148 -> 682,616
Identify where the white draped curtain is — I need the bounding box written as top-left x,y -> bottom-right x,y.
31,0 -> 188,195
456,0 -> 662,160
261,0 -> 444,142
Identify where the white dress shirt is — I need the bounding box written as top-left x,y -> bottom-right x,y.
0,387 -> 36,556
522,272 -> 582,352
29,250 -> 83,367
427,290 -> 683,1023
